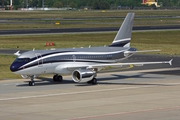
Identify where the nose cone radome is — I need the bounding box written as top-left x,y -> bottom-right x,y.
10,62 -> 20,72
10,63 -> 16,72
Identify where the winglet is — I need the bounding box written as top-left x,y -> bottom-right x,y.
169,59 -> 173,66
14,50 -> 21,56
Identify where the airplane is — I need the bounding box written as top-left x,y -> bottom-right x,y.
10,13 -> 173,86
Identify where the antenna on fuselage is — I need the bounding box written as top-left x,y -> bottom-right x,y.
33,48 -> 35,51
89,45 -> 91,48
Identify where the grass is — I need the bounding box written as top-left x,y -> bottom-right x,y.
0,17 -> 179,30
0,55 -> 21,79
132,31 -> 180,55
0,10 -> 180,30
1,10 -> 180,18
0,30 -> 180,54
0,30 -> 180,79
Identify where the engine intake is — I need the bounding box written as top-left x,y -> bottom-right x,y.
72,69 -> 95,83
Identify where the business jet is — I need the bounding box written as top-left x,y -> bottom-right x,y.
10,13 -> 172,86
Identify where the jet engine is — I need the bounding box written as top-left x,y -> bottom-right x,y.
72,69 -> 96,83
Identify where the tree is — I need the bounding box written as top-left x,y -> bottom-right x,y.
93,0 -> 110,10
87,0 -> 93,7
13,0 -> 20,10
93,1 -> 100,9
53,1 -> 63,8
0,0 -> 9,6
99,1 -> 110,9
32,0 -> 38,7
158,0 -> 171,7
45,0 -> 55,7
69,2 -> 77,9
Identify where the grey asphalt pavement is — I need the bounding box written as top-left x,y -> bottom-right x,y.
0,69 -> 180,120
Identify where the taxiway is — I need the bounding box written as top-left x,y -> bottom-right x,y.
0,67 -> 180,120
0,26 -> 180,36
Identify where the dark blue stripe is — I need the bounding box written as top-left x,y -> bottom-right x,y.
109,40 -> 130,47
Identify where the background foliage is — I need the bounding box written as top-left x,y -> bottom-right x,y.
1,0 -> 180,10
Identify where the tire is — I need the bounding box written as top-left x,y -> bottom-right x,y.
29,81 -> 32,86
29,81 -> 35,86
53,75 -> 58,82
92,78 -> 97,85
58,76 -> 63,82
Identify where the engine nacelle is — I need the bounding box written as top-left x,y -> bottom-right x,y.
72,69 -> 95,83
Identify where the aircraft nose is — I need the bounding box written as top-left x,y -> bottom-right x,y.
10,63 -> 19,72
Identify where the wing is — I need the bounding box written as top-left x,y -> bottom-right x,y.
67,59 -> 173,70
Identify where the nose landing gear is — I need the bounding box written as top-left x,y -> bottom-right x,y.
29,76 -> 35,86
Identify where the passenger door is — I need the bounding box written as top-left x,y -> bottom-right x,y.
35,53 -> 43,67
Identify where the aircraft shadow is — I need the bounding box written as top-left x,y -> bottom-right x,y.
17,73 -> 166,87
76,73 -> 167,86
98,73 -> 162,81
16,77 -> 75,87
142,70 -> 180,76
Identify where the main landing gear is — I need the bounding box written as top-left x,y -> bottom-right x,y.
29,76 -> 35,86
87,78 -> 97,85
53,74 -> 63,82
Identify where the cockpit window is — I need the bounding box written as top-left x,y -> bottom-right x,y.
15,58 -> 31,62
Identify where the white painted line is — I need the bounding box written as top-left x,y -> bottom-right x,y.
1,83 -> 20,86
2,84 -> 11,86
0,82 -> 180,101
0,86 -> 152,101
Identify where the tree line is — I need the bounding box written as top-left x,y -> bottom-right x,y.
0,0 -> 180,9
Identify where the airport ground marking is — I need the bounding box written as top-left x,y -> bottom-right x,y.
0,86 -> 152,101
1,82 -> 180,101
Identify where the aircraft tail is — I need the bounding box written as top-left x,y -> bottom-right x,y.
109,13 -> 135,47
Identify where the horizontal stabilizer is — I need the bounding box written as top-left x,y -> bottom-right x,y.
124,50 -> 161,54
136,50 -> 161,53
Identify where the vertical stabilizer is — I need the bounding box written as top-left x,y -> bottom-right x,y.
109,13 -> 135,47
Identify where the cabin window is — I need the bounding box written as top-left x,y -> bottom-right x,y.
16,58 -> 31,62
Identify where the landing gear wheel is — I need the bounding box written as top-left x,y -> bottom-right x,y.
29,81 -> 35,86
53,74 -> 58,82
53,75 -> 63,82
92,78 -> 97,85
29,75 -> 35,86
87,78 -> 97,85
57,76 -> 63,82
